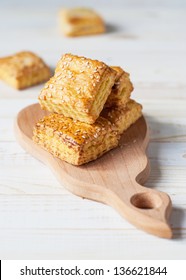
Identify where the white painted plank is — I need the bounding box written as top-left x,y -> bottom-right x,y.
0,193 -> 185,229
0,227 -> 185,259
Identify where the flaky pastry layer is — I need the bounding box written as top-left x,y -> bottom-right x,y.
0,51 -> 51,89
105,66 -> 133,108
101,99 -> 142,135
59,7 -> 105,37
39,53 -> 117,124
33,99 -> 142,165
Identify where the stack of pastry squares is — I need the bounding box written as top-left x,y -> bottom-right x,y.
33,53 -> 142,165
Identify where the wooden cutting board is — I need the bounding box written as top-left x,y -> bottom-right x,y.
15,103 -> 172,238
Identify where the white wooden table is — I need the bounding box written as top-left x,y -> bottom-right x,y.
0,0 -> 186,259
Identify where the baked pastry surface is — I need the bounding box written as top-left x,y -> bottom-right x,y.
101,99 -> 142,135
33,99 -> 142,165
59,7 -> 105,36
105,66 -> 133,108
39,53 -> 117,124
0,51 -> 51,89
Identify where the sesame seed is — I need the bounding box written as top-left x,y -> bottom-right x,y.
63,95 -> 70,102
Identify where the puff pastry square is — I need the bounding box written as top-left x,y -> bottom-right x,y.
0,51 -> 51,89
105,66 -> 133,108
33,99 -> 142,165
39,53 -> 117,124
59,7 -> 105,37
101,99 -> 142,135
33,113 -> 119,166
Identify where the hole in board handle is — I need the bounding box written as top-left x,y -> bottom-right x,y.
130,192 -> 162,210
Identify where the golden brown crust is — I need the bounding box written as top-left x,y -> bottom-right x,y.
59,7 -> 105,37
101,99 -> 142,135
105,66 -> 133,108
39,53 -> 117,124
0,51 -> 51,89
33,112 -> 119,165
33,99 -> 142,165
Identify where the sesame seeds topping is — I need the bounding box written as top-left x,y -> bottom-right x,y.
63,61 -> 68,66
56,76 -> 62,81
47,92 -> 52,98
98,65 -> 104,69
68,57 -> 73,62
63,95 -> 70,102
39,53 -> 118,124
39,91 -> 46,100
93,68 -> 98,73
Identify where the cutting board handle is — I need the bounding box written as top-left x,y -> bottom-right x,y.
108,181 -> 172,238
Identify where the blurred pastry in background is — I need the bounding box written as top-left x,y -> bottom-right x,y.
0,51 -> 51,89
59,7 -> 105,37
